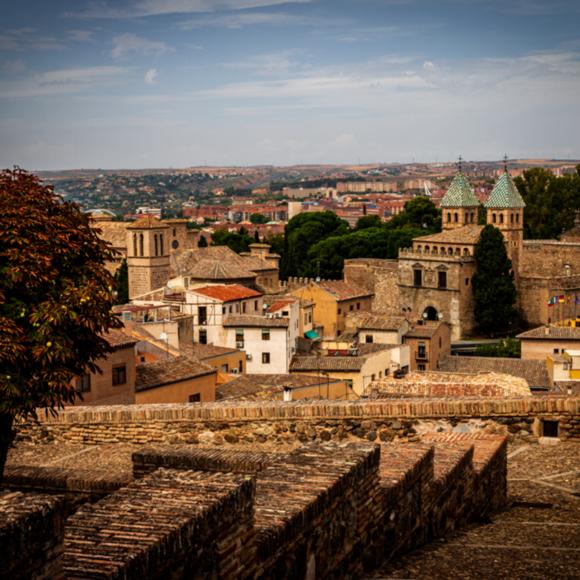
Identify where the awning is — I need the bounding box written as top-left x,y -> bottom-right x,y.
305,330 -> 319,340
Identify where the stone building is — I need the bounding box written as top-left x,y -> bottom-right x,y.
126,216 -> 171,299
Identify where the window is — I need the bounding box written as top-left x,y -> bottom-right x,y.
235,329 -> 244,349
365,334 -> 373,343
438,271 -> 447,289
510,213 -> 514,224
446,212 -> 451,222
338,308 -> 342,315
220,364 -> 229,373
199,329 -> 207,344
262,328 -> 270,341
238,360 -> 243,372
139,233 -> 144,256
413,269 -> 422,287
465,277 -> 470,286
499,213 -> 504,224
198,306 -> 207,325
262,352 -> 270,364
542,420 -> 558,438
418,342 -> 426,358
492,213 -> 497,223
171,239 -> 179,250
356,302 -> 360,310
254,300 -> 259,311
188,393 -> 201,403
242,302 -> 247,314
418,364 -> 426,371
439,337 -> 442,348
159,234 -> 164,255
173,228 -> 176,237
516,213 -> 520,224
112,365 -> 127,386
371,374 -> 376,381
349,304 -> 354,311
454,212 -> 458,223
553,348 -> 560,354
132,234 -> 137,256
76,373 -> 91,393
379,371 -> 382,378
154,234 -> 158,256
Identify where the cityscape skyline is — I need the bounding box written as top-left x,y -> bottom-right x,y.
1,0 -> 580,170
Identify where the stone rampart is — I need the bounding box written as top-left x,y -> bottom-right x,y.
17,397 -> 580,446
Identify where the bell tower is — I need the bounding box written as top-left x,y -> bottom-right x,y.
484,156 -> 525,282
440,156 -> 480,230
126,216 -> 170,299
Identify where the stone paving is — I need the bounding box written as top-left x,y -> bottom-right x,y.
370,441 -> 580,579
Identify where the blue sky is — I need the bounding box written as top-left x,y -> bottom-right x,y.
1,0 -> 579,169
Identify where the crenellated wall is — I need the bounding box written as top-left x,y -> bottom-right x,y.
17,397 -> 580,447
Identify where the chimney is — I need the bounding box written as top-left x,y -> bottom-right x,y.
283,385 -> 293,402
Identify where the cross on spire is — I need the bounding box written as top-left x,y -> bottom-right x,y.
457,154 -> 463,173
503,154 -> 509,172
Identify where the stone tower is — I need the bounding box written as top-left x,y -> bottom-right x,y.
484,169 -> 525,282
440,169 -> 480,230
126,216 -> 170,299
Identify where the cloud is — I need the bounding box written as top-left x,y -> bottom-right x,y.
2,59 -> 27,74
70,0 -> 313,18
422,60 -> 435,70
220,50 -> 303,75
144,68 -> 158,84
0,66 -> 128,99
67,29 -> 95,42
111,33 -> 173,59
0,28 -> 65,51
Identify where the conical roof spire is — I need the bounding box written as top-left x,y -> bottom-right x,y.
440,167 -> 479,208
484,169 -> 525,209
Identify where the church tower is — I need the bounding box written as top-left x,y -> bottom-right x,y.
440,158 -> 480,230
126,216 -> 170,299
484,159 -> 526,282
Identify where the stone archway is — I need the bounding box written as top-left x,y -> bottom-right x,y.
422,306 -> 439,321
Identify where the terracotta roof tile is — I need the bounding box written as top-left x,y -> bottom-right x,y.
102,329 -> 138,350
135,356 -> 215,391
317,280 -> 373,301
414,225 -> 483,245
517,325 -> 580,340
192,284 -> 261,302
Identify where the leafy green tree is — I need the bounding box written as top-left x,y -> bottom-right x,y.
250,213 -> 269,224
114,259 -> 129,305
387,197 -> 441,232
197,235 -> 208,248
0,169 -> 121,482
475,338 -> 521,358
472,225 -> 518,336
514,167 -> 580,239
282,212 -> 349,278
211,228 -> 253,254
355,215 -> 382,230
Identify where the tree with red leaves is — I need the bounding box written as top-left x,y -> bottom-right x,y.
0,168 -> 121,483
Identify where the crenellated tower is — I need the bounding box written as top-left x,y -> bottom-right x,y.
126,216 -> 170,299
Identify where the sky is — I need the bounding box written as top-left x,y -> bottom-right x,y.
1,0 -> 580,170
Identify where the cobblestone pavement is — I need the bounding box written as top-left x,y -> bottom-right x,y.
371,442 -> 580,579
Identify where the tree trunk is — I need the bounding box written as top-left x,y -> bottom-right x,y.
0,414 -> 15,488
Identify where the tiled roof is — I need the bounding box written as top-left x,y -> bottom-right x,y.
517,325 -> 580,340
216,373 -> 338,401
414,225 -> 483,245
356,314 -> 407,331
317,280 -> 373,301
484,172 -> 526,209
126,216 -> 169,230
192,284 -> 261,302
439,172 -> 480,208
135,356 -> 215,391
266,299 -> 295,314
404,322 -> 448,339
185,343 -> 241,361
93,221 -> 128,250
438,356 -> 550,388
187,259 -> 256,281
290,355 -> 366,372
223,315 -> 289,328
102,329 -> 138,350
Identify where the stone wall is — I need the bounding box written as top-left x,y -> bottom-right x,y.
17,397 -> 580,446
0,491 -> 65,579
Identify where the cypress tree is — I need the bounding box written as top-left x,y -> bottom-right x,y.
472,225 -> 518,335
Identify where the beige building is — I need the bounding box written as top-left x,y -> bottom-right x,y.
72,330 -> 138,406
188,343 -> 246,376
517,325 -> 580,361
289,344 -> 409,396
289,280 -> 373,339
135,355 -> 217,404
403,321 -> 451,372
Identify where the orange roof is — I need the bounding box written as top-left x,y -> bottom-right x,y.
193,284 -> 262,302
267,299 -> 295,313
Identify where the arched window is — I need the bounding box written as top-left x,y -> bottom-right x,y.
132,233 -> 137,256
455,247 -> 461,255
447,212 -> 451,223
448,247 -> 453,255
139,233 -> 144,256
516,213 -> 520,224
492,213 -> 497,223
154,234 -> 158,256
499,213 -> 504,224
463,248 -> 469,256
454,212 -> 458,223
424,245 -> 430,254
510,213 -> 514,224
159,234 -> 164,255
417,245 -> 422,253
432,246 -> 438,255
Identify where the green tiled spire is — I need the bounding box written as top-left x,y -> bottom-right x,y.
440,172 -> 479,208
484,171 -> 526,208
